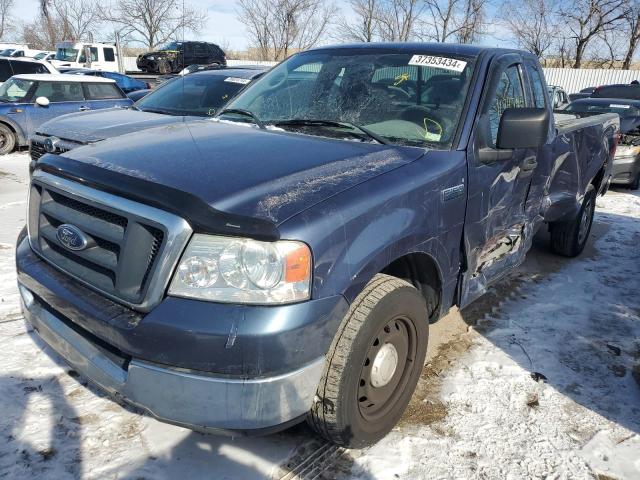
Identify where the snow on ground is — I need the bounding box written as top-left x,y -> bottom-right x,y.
1,151 -> 639,479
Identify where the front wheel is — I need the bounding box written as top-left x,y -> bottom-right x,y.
0,124 -> 16,155
308,274 -> 429,447
549,186 -> 596,257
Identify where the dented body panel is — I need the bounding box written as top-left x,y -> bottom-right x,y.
16,44 -> 618,433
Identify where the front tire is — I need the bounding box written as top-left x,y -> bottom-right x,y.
308,274 -> 429,448
0,124 -> 16,155
549,186 -> 596,257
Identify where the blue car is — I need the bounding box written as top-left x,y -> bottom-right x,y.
0,74 -> 132,155
65,69 -> 151,94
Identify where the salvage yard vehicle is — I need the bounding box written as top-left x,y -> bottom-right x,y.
16,43 -> 618,448
566,98 -> 640,189
0,74 -> 132,155
592,84 -> 640,100
29,67 -> 265,163
136,41 -> 226,74
63,69 -> 152,94
0,57 -> 57,84
51,42 -> 119,72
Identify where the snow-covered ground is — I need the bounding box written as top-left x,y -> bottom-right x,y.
1,151 -> 639,479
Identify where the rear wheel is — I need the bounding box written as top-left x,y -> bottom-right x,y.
308,274 -> 429,447
549,186 -> 596,257
0,124 -> 16,155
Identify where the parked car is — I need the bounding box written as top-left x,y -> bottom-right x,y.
50,42 -> 120,72
0,57 -> 57,84
565,98 -> 640,189
9,49 -> 45,58
0,74 -> 132,155
64,69 -> 151,94
157,62 -> 226,83
17,44 -> 618,448
136,41 -> 226,74
33,51 -> 56,62
548,85 -> 570,109
569,86 -> 595,102
126,89 -> 151,102
30,67 -> 265,161
591,84 -> 640,100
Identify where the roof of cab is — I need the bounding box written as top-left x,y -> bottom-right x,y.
11,73 -> 115,83
305,42 -> 522,58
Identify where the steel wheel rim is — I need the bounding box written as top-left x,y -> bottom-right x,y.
357,315 -> 418,422
578,197 -> 594,245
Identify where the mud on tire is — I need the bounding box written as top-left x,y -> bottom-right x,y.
307,274 -> 429,448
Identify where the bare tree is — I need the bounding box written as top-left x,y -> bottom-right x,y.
0,0 -> 14,39
336,0 -> 380,42
560,0 -> 630,68
501,0 -> 559,57
238,0 -> 335,61
103,0 -> 207,49
21,14 -> 73,49
419,0 -> 488,43
622,1 -> 640,68
53,0 -> 102,42
377,0 -> 423,41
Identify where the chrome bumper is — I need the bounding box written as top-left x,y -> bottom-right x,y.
19,285 -> 324,433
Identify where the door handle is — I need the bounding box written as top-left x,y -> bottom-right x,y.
79,106 -> 91,111
521,157 -> 538,172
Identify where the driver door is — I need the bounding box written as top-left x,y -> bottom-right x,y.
460,54 -> 541,306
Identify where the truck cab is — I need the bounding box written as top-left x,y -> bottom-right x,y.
51,42 -> 119,72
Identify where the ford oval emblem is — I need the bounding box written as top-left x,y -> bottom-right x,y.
56,224 -> 88,251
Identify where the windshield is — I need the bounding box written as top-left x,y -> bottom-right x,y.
136,74 -> 250,116
223,50 -> 476,148
55,48 -> 79,62
565,102 -> 640,118
33,52 -> 47,60
0,78 -> 35,102
0,49 -> 15,56
161,41 -> 182,51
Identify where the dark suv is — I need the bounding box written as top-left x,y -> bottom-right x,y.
136,41 -> 226,74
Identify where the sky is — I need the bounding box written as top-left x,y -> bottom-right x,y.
8,0 -> 512,52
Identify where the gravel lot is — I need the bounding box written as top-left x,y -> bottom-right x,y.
1,151 -> 639,479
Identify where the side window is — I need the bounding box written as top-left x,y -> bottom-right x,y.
85,83 -> 123,100
34,82 -> 85,102
526,64 -> 546,109
90,47 -> 98,62
488,64 -> 526,145
0,59 -> 13,81
10,61 -> 49,75
104,47 -> 115,62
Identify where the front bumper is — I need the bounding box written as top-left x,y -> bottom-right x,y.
20,287 -> 324,432
16,235 -> 348,432
611,154 -> 640,185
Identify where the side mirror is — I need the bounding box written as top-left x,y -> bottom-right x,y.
35,96 -> 50,107
497,107 -> 550,149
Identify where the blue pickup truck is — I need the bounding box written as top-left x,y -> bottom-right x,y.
16,44 -> 618,447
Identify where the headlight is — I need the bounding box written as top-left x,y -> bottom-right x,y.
615,145 -> 640,157
147,56 -> 155,60
168,234 -> 312,304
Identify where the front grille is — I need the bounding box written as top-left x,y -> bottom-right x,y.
28,172 -> 192,311
30,139 -> 70,162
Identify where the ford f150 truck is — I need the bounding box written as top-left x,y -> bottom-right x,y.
16,43 -> 618,448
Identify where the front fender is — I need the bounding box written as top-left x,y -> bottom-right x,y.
0,115 -> 27,145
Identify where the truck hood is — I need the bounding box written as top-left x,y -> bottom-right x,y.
38,108 -> 188,143
59,120 -> 425,226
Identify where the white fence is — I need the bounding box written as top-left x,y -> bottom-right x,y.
542,68 -> 640,94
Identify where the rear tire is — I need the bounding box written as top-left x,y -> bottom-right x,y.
549,186 -> 596,257
0,123 -> 16,155
307,274 -> 429,448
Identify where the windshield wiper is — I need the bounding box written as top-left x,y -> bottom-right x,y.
271,119 -> 388,145
217,108 -> 266,129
